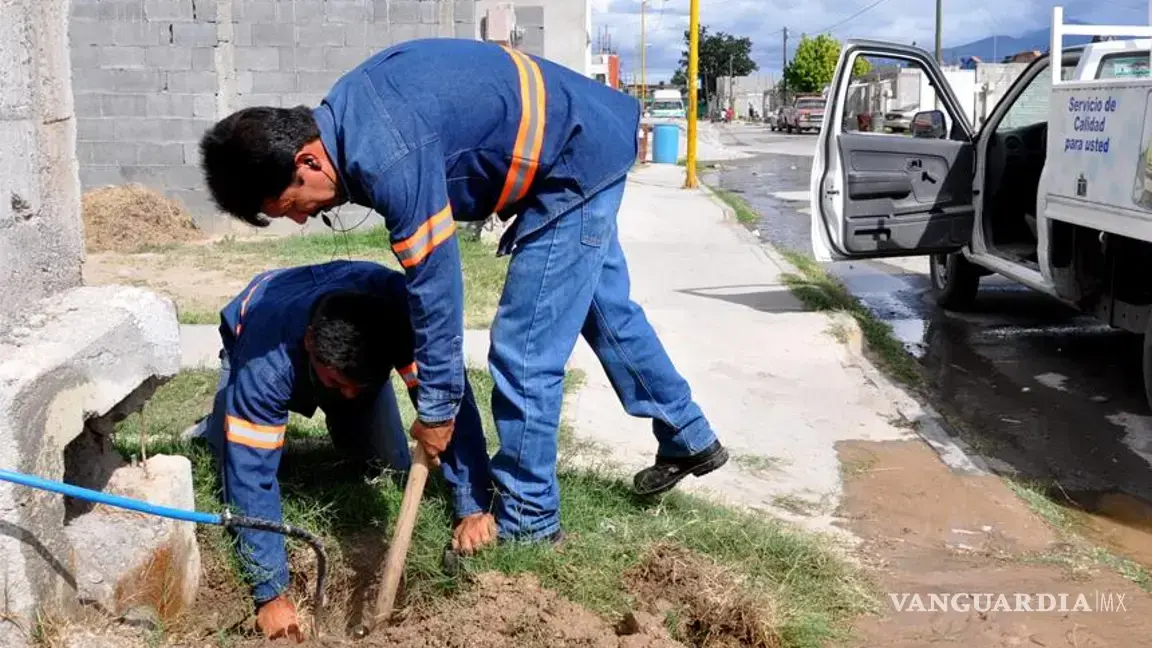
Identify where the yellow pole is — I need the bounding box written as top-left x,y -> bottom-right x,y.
640,0 -> 647,109
684,0 -> 700,188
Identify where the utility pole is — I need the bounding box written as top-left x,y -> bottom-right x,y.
782,27 -> 789,99
640,0 -> 647,112
935,0 -> 942,63
934,0 -> 942,109
685,0 -> 700,188
728,54 -> 734,115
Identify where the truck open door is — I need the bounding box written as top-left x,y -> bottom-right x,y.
809,40 -> 978,262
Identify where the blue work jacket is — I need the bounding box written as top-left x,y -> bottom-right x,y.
313,37 -> 642,424
216,260 -> 417,602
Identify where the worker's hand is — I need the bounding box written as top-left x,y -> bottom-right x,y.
452,512 -> 498,556
256,595 -> 304,643
410,417 -> 455,458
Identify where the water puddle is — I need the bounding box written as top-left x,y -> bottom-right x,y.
1055,489 -> 1152,571
1034,372 -> 1070,392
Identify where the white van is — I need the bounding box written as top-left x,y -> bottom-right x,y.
808,7 -> 1152,408
649,89 -> 686,119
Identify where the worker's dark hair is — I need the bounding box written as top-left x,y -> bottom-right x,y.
309,291 -> 390,386
198,105 -> 320,227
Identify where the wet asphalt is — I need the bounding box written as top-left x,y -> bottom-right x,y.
704,122 -> 1152,520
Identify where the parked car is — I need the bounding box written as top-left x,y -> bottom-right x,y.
883,104 -> 920,132
781,95 -> 826,133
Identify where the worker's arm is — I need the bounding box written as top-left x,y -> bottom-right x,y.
368,139 -> 465,426
221,361 -> 293,604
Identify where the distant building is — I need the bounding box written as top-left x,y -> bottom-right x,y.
1005,49 -> 1041,63
960,56 -> 983,70
589,53 -> 620,89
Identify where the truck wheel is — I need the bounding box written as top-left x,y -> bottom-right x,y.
929,252 -> 981,310
1143,327 -> 1152,414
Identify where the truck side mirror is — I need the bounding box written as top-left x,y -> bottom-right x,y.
911,110 -> 947,139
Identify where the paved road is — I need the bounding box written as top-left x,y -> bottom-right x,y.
705,122 -> 1152,521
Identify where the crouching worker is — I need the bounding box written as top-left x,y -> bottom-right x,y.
193,259 -> 496,642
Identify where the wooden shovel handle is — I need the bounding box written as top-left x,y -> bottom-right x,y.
370,444 -> 431,627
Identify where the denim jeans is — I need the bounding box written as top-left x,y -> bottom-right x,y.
488,176 -> 718,540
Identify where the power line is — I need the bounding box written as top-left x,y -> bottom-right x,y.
814,0 -> 895,35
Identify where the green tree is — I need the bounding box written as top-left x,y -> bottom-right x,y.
783,34 -> 870,94
671,25 -> 758,100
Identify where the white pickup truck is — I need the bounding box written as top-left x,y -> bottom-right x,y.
809,7 -> 1152,408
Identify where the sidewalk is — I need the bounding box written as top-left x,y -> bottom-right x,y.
465,163 -> 914,537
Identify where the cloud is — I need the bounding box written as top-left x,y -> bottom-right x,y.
592,0 -> 1147,82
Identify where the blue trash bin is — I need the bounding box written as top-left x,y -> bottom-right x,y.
652,123 -> 680,164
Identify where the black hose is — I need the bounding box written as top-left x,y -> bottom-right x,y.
222,510 -> 329,614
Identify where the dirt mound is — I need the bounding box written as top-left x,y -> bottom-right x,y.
624,544 -> 781,648
357,572 -> 682,648
82,184 -> 202,252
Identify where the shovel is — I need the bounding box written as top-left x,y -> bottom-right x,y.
352,443 -> 432,638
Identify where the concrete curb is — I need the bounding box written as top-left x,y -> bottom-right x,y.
827,311 -> 992,477
698,179 -> 804,276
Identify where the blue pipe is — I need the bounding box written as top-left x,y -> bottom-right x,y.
0,467 -> 328,612
0,468 -> 221,525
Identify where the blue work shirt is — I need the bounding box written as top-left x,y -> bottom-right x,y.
216,260 -> 418,602
312,38 -> 642,424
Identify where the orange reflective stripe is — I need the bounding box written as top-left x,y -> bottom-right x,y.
235,272 -> 275,336
398,362 -> 419,388
392,205 -> 455,268
225,415 -> 286,450
495,46 -> 547,213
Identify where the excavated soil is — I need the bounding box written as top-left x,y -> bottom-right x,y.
178,570 -> 685,648
81,184 -> 203,252
150,534 -> 778,648
836,439 -> 1152,647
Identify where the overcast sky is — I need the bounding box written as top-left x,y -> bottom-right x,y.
590,0 -> 1150,82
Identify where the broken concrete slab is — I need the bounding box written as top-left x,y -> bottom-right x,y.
64,455 -> 200,623
0,285 -> 180,646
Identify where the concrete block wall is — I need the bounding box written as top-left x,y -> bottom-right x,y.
69,0 -> 479,231
476,0 -> 590,77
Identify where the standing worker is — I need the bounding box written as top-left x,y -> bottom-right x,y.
198,38 -> 728,548
195,260 -> 495,642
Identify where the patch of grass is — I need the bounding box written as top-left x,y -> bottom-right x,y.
1004,479 -> 1079,534
1006,479 -> 1152,592
779,250 -> 922,387
712,188 -> 760,225
137,225 -> 508,328
771,494 -> 822,517
734,453 -> 789,475
118,366 -> 873,647
177,309 -> 219,325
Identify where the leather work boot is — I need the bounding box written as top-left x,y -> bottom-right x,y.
633,440 -> 730,497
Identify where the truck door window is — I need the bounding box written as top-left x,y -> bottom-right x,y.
841,53 -> 964,138
1096,53 -> 1151,79
997,70 -> 1050,132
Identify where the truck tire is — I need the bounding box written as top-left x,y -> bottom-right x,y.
929,252 -> 981,310
1143,327 -> 1152,414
